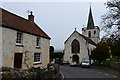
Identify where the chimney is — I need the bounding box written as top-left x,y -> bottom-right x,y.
28,11 -> 34,22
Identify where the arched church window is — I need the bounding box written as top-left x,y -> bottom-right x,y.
71,39 -> 80,53
88,31 -> 91,37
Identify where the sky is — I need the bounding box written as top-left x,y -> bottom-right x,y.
1,0 -> 108,51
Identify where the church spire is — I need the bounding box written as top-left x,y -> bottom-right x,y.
87,4 -> 95,29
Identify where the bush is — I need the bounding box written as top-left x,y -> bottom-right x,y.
1,65 -> 62,80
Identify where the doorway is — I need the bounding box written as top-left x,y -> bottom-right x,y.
72,55 -> 79,63
14,53 -> 23,68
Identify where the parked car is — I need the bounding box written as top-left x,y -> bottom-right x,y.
81,60 -> 90,68
70,62 -> 80,67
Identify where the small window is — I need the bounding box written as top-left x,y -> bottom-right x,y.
94,30 -> 96,34
34,53 -> 41,63
88,31 -> 91,37
16,32 -> 23,44
36,36 -> 40,47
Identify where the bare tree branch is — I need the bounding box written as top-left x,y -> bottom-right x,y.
100,0 -> 120,37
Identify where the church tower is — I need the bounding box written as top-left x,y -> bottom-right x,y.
82,6 -> 100,44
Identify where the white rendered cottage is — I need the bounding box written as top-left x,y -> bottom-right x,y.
0,8 -> 51,69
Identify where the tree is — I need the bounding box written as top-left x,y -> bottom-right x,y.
111,38 -> 120,56
50,46 -> 54,62
52,52 -> 64,64
91,43 -> 110,65
101,35 -> 120,57
101,0 -> 120,37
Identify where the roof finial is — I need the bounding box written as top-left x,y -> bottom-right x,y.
75,27 -> 77,31
90,2 -> 91,8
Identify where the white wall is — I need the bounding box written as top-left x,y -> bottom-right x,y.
82,26 -> 100,44
0,26 -> 2,68
2,27 -> 50,69
64,31 -> 90,63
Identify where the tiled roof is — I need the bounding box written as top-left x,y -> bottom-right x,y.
0,8 -> 51,39
64,30 -> 97,46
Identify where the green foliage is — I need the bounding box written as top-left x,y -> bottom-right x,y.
110,56 -> 120,63
91,43 -> 110,64
101,36 -> 120,57
51,52 -> 64,64
2,65 -> 62,80
111,39 -> 120,56
50,46 -> 55,62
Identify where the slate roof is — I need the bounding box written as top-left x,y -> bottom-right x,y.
0,8 -> 51,39
64,30 -> 97,46
87,6 -> 95,29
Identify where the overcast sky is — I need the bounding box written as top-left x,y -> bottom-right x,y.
1,1 -> 108,51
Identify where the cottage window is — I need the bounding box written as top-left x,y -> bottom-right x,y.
36,36 -> 40,47
34,53 -> 41,63
16,32 -> 23,44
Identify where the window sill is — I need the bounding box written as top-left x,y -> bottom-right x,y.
16,44 -> 24,47
36,46 -> 41,49
34,62 -> 42,65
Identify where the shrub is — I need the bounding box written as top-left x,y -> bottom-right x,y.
1,64 -> 62,80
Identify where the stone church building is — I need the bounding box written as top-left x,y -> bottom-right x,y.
64,6 -> 100,64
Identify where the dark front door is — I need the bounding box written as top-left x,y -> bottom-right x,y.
14,53 -> 23,68
72,55 -> 79,63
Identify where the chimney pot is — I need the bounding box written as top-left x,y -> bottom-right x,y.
28,11 -> 34,22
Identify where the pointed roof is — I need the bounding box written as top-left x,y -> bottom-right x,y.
1,8 -> 51,39
87,6 -> 95,29
64,30 -> 97,46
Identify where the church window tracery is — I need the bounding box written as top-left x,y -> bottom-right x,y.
71,39 -> 80,53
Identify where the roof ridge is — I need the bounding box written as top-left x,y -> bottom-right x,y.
65,30 -> 96,46
1,7 -> 51,40
1,8 -> 28,22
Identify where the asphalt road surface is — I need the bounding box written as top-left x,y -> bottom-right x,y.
60,65 -> 119,80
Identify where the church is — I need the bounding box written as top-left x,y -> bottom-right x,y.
64,6 -> 100,64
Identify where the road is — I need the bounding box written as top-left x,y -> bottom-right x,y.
60,65 -> 119,79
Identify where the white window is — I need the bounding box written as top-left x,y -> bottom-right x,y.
16,32 -> 23,45
36,36 -> 40,47
34,53 -> 41,63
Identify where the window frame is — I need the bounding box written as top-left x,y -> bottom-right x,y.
34,53 -> 42,63
36,36 -> 41,47
16,31 -> 23,45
